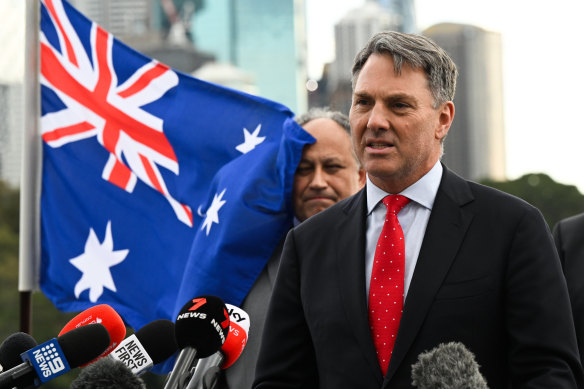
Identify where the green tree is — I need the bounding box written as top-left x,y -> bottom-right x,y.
480,173 -> 584,228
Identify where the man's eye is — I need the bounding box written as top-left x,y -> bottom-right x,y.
295,166 -> 312,175
325,165 -> 342,173
393,102 -> 410,109
354,98 -> 369,106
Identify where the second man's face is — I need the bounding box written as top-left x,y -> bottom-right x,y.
293,118 -> 365,222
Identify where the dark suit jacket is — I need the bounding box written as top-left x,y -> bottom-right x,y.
216,236 -> 285,389
253,166 -> 583,388
554,213 -> 584,365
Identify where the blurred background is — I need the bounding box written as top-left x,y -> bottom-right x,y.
1,0 -> 584,386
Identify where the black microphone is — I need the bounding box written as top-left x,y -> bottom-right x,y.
411,341 -> 489,389
163,295 -> 230,389
109,319 -> 178,375
0,333 -> 37,373
70,357 -> 146,389
0,323 -> 110,389
185,304 -> 251,389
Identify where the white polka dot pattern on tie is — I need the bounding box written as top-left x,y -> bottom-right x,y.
368,194 -> 410,376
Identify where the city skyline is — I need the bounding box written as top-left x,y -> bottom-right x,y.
307,0 -> 584,193
1,0 -> 584,193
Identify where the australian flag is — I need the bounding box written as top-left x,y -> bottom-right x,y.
39,0 -> 312,335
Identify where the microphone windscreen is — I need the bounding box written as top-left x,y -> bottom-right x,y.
70,356 -> 146,389
0,332 -> 37,370
411,341 -> 488,389
175,295 -> 230,358
221,304 -> 250,369
59,304 -> 126,361
134,319 -> 178,364
58,323 -> 111,368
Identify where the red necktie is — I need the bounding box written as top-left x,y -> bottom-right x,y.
369,194 -> 410,375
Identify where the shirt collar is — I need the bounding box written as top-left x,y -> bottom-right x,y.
366,161 -> 443,215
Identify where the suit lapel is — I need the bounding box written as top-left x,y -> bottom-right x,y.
385,167 -> 475,383
334,189 -> 385,384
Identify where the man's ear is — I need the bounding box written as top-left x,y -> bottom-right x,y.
436,101 -> 454,141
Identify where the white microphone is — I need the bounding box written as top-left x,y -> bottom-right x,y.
185,304 -> 251,389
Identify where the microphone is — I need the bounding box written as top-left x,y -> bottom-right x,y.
185,304 -> 250,389
109,319 -> 178,375
59,304 -> 126,364
70,357 -> 146,389
411,341 -> 489,389
163,295 -> 230,389
0,323 -> 110,389
0,333 -> 37,373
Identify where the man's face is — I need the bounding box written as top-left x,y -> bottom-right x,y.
293,118 -> 365,222
349,53 -> 453,194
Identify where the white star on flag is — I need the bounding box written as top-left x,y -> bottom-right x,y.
69,221 -> 129,302
201,189 -> 227,236
235,124 -> 265,154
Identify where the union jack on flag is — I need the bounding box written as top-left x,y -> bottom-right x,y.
39,0 -> 313,341
41,0 -> 192,226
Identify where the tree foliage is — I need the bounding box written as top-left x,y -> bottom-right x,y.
480,173 -> 584,229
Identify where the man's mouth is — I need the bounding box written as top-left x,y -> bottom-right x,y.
367,141 -> 394,150
306,196 -> 333,201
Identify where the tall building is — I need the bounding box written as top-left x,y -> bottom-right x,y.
319,0 -> 399,114
0,1 -> 24,187
192,0 -> 307,114
424,23 -> 506,182
329,1 -> 399,93
0,84 -> 23,188
72,0 -> 155,39
72,0 -> 214,74
376,0 -> 417,33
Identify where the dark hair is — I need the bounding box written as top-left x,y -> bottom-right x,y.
352,31 -> 458,107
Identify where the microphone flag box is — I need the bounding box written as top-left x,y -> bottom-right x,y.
110,335 -> 153,374
21,339 -> 71,384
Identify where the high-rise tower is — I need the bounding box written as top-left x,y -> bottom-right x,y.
192,0 -> 307,113
424,23 -> 506,182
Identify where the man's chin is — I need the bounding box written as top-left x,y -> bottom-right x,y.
305,203 -> 334,219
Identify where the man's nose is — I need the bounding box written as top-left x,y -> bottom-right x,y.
366,103 -> 390,132
309,167 -> 327,189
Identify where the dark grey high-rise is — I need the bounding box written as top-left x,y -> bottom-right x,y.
424,23 -> 506,182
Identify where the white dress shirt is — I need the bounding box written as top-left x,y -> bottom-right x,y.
365,161 -> 442,302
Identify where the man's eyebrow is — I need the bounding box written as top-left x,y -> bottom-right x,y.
352,91 -> 417,102
352,91 -> 370,99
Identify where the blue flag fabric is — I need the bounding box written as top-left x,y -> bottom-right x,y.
39,0 -> 313,335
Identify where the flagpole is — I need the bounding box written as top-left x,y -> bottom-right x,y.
19,0 -> 42,334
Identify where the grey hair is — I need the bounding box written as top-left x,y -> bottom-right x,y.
294,107 -> 361,167
295,107 -> 351,136
352,31 -> 458,108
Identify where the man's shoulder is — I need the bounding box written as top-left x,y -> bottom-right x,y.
555,212 -> 584,232
440,167 -> 543,219
295,189 -> 364,231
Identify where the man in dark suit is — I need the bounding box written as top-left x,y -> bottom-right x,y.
253,31 -> 583,388
218,108 -> 365,389
554,212 -> 584,365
